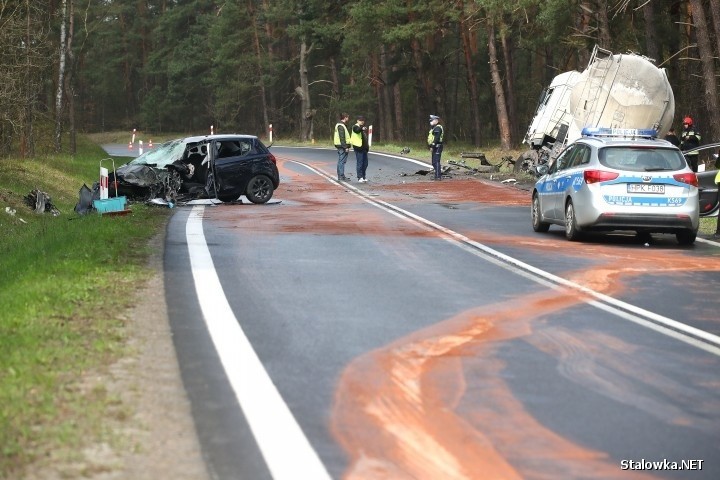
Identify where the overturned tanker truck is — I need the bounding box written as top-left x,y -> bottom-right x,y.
515,45 -> 675,172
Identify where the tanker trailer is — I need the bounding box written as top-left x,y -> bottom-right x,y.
515,45 -> 675,173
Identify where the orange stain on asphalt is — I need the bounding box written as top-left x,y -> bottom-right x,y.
211,156 -> 720,479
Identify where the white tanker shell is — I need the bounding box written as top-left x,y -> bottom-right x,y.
567,53 -> 675,143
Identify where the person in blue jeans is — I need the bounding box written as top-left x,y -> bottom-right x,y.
350,116 -> 369,182
333,112 -> 351,181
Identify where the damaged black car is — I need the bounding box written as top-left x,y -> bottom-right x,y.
110,134 -> 280,204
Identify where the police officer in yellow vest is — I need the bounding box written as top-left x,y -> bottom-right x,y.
427,115 -> 444,180
334,112 -> 351,181
350,115 -> 369,183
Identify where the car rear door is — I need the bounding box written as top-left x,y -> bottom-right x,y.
697,169 -> 719,216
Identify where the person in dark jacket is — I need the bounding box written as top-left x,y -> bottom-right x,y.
680,116 -> 702,172
664,128 -> 680,148
333,112 -> 351,181
427,115 -> 445,180
350,116 -> 370,183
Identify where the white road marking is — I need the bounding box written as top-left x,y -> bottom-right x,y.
186,206 -> 332,480
296,160 -> 720,357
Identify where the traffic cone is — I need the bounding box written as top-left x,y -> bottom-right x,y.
149,139 -> 153,148
128,141 -> 133,150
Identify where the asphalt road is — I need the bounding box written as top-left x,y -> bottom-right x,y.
162,146 -> 720,479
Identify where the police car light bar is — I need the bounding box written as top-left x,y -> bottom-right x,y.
581,127 -> 658,139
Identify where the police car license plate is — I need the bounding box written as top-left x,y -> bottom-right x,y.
627,183 -> 664,194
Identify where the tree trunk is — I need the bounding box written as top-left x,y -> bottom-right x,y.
596,0 -> 611,48
642,0 -> 659,61
576,1 -> 592,66
65,0 -> 76,154
707,0 -> 720,70
500,25 -> 517,145
21,0 -> 35,158
330,57 -> 340,100
118,13 -> 134,125
458,0 -> 482,147
249,0 -> 269,138
391,44 -> 404,142
379,45 -> 394,142
371,52 -> 384,142
54,0 -> 67,153
689,0 -> 720,140
298,39 -> 314,141
487,23 -> 511,150
262,0 -> 277,119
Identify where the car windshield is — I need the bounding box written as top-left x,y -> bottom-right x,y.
598,146 -> 687,172
128,139 -> 187,168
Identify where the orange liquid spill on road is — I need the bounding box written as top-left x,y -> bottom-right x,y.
215,158 -> 720,479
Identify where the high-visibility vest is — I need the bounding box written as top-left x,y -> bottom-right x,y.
350,124 -> 364,147
715,169 -> 720,184
681,129 -> 701,152
427,125 -> 444,145
334,122 -> 349,146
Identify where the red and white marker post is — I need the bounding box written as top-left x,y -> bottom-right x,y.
99,166 -> 109,199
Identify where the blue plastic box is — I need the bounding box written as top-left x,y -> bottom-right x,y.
93,196 -> 127,214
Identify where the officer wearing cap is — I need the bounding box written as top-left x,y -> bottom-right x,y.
350,115 -> 370,182
427,115 -> 444,180
680,116 -> 702,172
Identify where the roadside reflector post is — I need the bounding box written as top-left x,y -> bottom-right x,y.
211,125 -> 214,135
99,166 -> 109,199
269,123 -> 273,143
149,139 -> 153,148
139,140 -> 144,156
131,128 -> 136,145
368,124 -> 373,147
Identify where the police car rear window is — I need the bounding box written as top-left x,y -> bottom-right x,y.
598,147 -> 687,172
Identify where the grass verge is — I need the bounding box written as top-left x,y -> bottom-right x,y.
0,137 -> 170,476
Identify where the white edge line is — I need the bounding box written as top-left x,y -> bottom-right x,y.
294,161 -> 720,355
186,206 -> 332,480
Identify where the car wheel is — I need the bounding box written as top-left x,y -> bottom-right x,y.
531,193 -> 550,232
676,230 -> 697,245
514,150 -> 537,173
245,174 -> 274,204
564,200 -> 582,241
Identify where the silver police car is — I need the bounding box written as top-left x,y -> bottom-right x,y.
531,128 -> 699,245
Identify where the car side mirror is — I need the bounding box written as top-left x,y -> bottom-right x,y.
534,164 -> 549,177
